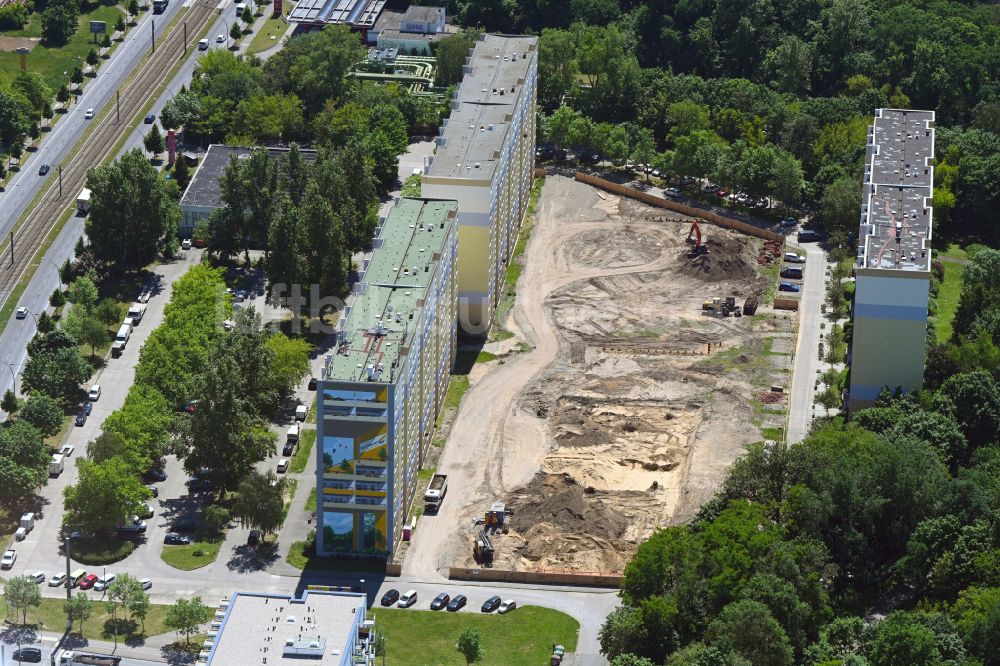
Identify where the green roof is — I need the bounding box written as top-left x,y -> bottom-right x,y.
325,197 -> 457,383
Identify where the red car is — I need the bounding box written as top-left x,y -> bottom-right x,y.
715,188 -> 729,198
78,574 -> 99,590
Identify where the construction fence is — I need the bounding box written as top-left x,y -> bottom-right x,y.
574,172 -> 786,243
448,566 -> 623,588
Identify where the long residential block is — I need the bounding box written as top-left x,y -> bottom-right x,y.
421,33 -> 538,336
848,108 -> 935,412
316,197 -> 458,556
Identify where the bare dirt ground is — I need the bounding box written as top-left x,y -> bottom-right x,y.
0,36 -> 38,51
403,176 -> 792,579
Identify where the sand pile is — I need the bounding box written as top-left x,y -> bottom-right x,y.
679,236 -> 759,283
510,474 -> 628,539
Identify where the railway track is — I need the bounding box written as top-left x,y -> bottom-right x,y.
0,0 -> 217,308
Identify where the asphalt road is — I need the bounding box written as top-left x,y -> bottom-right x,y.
0,641 -> 158,666
787,240 -> 828,443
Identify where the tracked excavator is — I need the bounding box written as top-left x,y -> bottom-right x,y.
686,220 -> 709,257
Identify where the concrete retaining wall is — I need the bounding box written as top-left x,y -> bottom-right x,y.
448,566 -> 623,588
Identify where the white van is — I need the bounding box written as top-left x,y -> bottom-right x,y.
295,404 -> 307,421
397,590 -> 418,608
287,424 -> 300,443
112,323 -> 132,357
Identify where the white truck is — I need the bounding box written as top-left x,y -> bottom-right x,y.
424,473 -> 448,514
57,650 -> 121,665
49,453 -> 65,476
111,322 -> 131,358
76,188 -> 91,214
126,303 -> 146,325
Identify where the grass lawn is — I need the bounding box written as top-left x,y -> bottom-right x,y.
936,260 -> 964,343
161,539 -> 223,570
44,414 -> 74,450
940,242 -> 968,261
290,428 -> 315,473
0,5 -> 126,92
286,540 -> 386,572
281,478 -> 298,522
305,487 -> 316,512
371,606 -> 579,666
246,8 -> 289,55
27,596 -> 172,641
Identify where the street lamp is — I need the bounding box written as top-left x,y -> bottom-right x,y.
40,255 -> 62,289
360,578 -> 366,603
3,360 -> 17,395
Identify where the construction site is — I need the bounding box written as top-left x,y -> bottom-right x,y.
403,175 -> 795,579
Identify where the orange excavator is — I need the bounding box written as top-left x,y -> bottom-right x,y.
686,220 -> 709,257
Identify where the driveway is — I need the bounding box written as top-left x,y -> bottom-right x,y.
787,240 -> 828,443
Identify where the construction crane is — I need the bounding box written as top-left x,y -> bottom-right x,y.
686,220 -> 709,257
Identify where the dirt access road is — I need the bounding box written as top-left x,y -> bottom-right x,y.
404,175 -> 791,579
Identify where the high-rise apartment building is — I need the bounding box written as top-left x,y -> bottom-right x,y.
315,198 -> 457,555
848,108 -> 935,412
422,33 -> 538,335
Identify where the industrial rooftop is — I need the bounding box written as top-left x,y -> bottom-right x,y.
325,197 -> 457,384
206,591 -> 368,666
179,145 -> 316,210
426,34 -> 536,180
288,0 -> 385,27
857,109 -> 935,273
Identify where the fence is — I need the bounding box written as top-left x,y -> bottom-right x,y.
574,172 -> 785,243
448,566 -> 623,588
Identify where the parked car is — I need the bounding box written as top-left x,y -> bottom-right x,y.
28,571 -> 45,584
216,33 -> 225,42
145,467 -> 167,482
173,519 -> 197,532
481,595 -> 502,613
247,529 -> 262,546
117,520 -> 146,534
75,411 -> 88,427
146,485 -> 158,498
779,282 -> 801,293
88,385 -> 102,401
94,573 -> 116,591
798,229 -> 821,242
446,594 -> 467,612
430,593 -> 450,610
277,458 -> 289,473
16,306 -> 28,318
137,503 -> 154,519
12,647 -> 41,663
308,376 -> 317,390
781,267 -> 804,279
380,589 -> 400,607
144,113 -> 156,124
49,572 -> 67,587
784,252 -> 806,263
38,164 -> 50,176
198,38 -> 209,50
780,217 -> 798,228
498,599 -> 517,614
715,188 -> 729,198
84,108 -> 95,119
78,573 -> 99,589
664,187 -> 681,198
164,532 -> 190,545
397,590 -> 418,608
139,578 -> 152,590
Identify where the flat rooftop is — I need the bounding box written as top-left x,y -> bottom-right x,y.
857,109 -> 935,273
326,197 -> 457,384
288,0 -> 385,27
180,144 -> 316,210
426,34 -> 536,181
207,591 -> 366,666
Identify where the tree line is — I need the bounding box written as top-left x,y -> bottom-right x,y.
603,248 -> 1000,665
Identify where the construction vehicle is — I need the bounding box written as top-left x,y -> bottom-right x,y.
702,296 -> 742,317
686,220 -> 709,257
57,651 -> 121,666
472,528 -> 494,565
485,502 -> 506,531
743,295 -> 759,315
424,473 -> 448,514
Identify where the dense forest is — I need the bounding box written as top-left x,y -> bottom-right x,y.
429,0 -> 1000,249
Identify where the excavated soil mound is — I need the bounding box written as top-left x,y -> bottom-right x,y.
511,474 -> 628,539
679,236 -> 758,283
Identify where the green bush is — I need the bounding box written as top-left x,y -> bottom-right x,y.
0,3 -> 29,30
70,537 -> 135,564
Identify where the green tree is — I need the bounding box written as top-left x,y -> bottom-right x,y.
86,148 -> 180,272
0,421 -> 50,504
2,390 -> 19,416
87,431 -> 127,463
115,15 -> 126,32
456,627 -> 484,664
432,30 -> 480,87
241,4 -> 252,24
165,597 -> 213,644
103,385 -> 174,473
65,592 -> 93,634
11,71 -> 52,114
265,333 -> 310,398
36,311 -> 55,334
41,0 -> 79,45
863,613 -> 941,666
63,457 -> 152,534
173,154 -> 191,188
68,275 -> 99,309
73,311 -> 110,359
611,656 -> 657,666
22,345 -> 91,408
819,176 -> 861,236
19,394 -> 64,437
230,20 -> 242,43
127,0 -> 139,19
70,66 -> 83,85
50,288 -> 66,308
107,574 -> 147,627
231,471 -> 285,535
4,574 -> 42,625
85,48 -> 99,68
0,88 -> 32,150
599,605 -> 644,661
95,298 -> 122,332
203,504 -> 231,534
706,600 -> 794,666
144,123 -> 165,157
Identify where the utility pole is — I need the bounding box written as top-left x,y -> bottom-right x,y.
58,165 -> 62,197
183,21 -> 187,53
64,534 -> 72,601
151,20 -> 155,53
116,90 -> 120,123
9,231 -> 14,266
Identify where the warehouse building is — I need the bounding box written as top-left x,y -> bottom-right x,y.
200,590 -> 373,666
421,33 -> 538,336
316,197 -> 458,556
287,0 -> 385,41
848,108 -> 935,412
